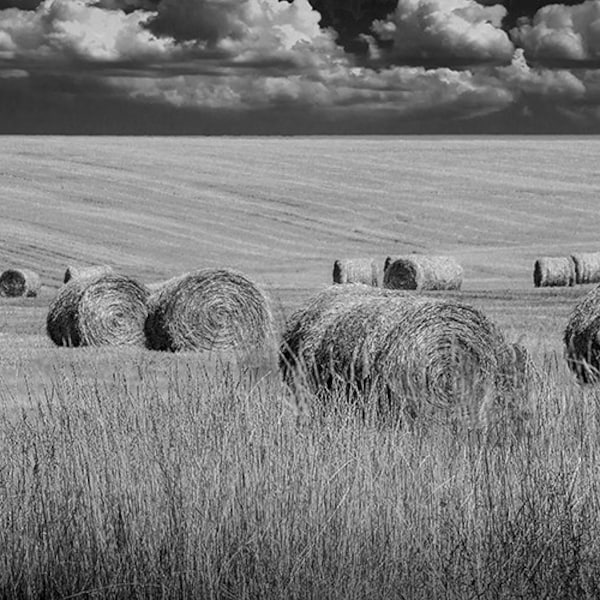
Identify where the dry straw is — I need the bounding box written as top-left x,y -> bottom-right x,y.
280,284 -> 398,390
571,252 -> 600,285
47,273 -> 149,347
63,264 -> 114,284
332,258 -> 378,286
145,268 -> 273,353
281,285 -> 524,420
384,255 -> 463,291
564,285 -> 600,383
0,268 -> 41,297
533,257 -> 576,287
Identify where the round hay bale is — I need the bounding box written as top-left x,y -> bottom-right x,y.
282,285 -> 524,421
47,273 -> 149,347
571,253 -> 600,285
533,256 -> 576,287
311,293 -> 423,397
384,255 -> 463,291
324,297 -> 513,412
564,285 -> 600,383
145,268 -> 273,353
332,258 -> 378,286
63,264 -> 114,284
279,284 -> 399,390
0,268 -> 41,297
383,255 -> 399,273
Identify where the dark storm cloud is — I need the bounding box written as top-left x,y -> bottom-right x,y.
0,0 -> 41,8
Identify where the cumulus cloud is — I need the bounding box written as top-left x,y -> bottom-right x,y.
143,0 -> 346,71
498,48 -> 586,98
512,0 -> 600,63
371,0 -> 514,66
0,0 -> 173,62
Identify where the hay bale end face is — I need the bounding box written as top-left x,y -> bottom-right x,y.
564,285 -> 600,383
0,269 -> 41,297
47,273 -> 149,347
63,264 -> 114,284
384,255 -> 463,291
332,259 -> 379,286
571,253 -> 600,285
145,268 -> 273,353
533,256 -> 575,288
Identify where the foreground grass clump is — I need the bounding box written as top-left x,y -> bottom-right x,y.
1,358 -> 600,598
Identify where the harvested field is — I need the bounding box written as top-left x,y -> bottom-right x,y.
1,136 -> 600,600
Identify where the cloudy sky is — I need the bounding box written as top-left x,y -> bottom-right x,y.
0,0 -> 599,133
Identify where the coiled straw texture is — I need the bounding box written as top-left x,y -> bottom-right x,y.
564,285 -> 600,383
145,268 -> 273,353
0,268 -> 41,297
281,285 -> 523,419
47,273 -> 149,347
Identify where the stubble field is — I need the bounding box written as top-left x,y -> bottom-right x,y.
2,136 -> 600,599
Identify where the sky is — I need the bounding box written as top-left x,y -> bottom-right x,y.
0,0 -> 599,133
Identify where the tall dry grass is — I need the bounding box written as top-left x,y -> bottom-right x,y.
0,354 -> 600,599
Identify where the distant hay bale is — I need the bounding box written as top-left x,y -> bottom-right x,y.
571,253 -> 600,285
384,255 -> 463,291
145,268 -> 273,353
63,264 -> 114,284
383,255 -> 399,273
564,285 -> 600,383
0,268 -> 41,297
533,256 -> 575,287
47,273 -> 149,347
383,253 -> 423,273
332,259 -> 378,286
281,285 -> 522,418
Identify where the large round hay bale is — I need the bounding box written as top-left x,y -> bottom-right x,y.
564,285 -> 600,383
280,284 -> 399,389
47,273 -> 149,347
145,268 -> 273,353
332,258 -> 378,286
384,255 -> 463,291
0,268 -> 41,297
282,285 -> 524,419
63,264 -> 114,284
571,253 -> 600,285
533,256 -> 576,287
